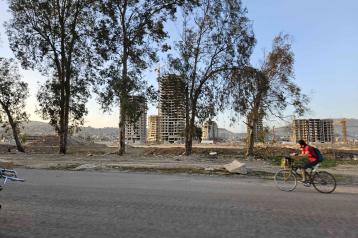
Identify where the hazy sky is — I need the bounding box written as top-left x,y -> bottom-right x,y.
0,0 -> 357,132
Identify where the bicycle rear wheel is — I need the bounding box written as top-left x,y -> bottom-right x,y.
312,171 -> 336,193
274,169 -> 297,192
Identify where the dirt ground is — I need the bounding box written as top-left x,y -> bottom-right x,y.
0,143 -> 357,182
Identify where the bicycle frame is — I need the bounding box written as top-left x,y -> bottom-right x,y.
287,158 -> 320,183
0,168 -> 25,185
1,167 -> 25,209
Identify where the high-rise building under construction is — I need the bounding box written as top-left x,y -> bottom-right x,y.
202,120 -> 218,140
125,96 -> 147,144
147,115 -> 161,143
292,119 -> 334,143
254,117 -> 264,142
158,74 -> 186,143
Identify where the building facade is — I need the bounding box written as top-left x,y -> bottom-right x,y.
125,96 -> 147,144
202,120 -> 218,141
246,117 -> 264,142
147,115 -> 161,143
292,119 -> 334,143
254,118 -> 264,142
158,74 -> 186,143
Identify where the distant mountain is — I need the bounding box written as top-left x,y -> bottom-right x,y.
1,118 -> 357,140
22,121 -> 55,135
0,121 -> 54,136
0,121 -> 118,140
217,128 -> 245,140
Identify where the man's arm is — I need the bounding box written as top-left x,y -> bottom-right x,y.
290,151 -> 309,160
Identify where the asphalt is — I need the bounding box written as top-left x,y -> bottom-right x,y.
0,169 -> 357,238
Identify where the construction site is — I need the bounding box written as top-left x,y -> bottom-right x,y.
292,119 -> 335,143
124,96 -> 148,144
139,74 -> 187,144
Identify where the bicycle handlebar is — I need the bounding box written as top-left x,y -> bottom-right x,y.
0,168 -> 25,185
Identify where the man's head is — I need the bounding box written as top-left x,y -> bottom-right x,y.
298,139 -> 307,148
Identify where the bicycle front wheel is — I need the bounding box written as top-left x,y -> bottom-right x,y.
312,171 -> 336,193
274,169 -> 297,192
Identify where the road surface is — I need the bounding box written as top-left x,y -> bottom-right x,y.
0,169 -> 357,238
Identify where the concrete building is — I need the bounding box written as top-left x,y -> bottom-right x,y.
254,118 -> 264,142
202,120 -> 218,141
158,74 -> 186,143
147,115 -> 161,143
320,119 -> 335,143
246,117 -> 264,142
125,96 -> 147,144
292,119 -> 334,143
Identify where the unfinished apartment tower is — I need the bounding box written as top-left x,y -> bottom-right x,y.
158,74 -> 186,143
246,117 -> 264,142
202,120 -> 218,140
254,117 -> 264,142
147,115 -> 161,143
292,119 -> 334,143
125,96 -> 147,144
320,119 -> 334,143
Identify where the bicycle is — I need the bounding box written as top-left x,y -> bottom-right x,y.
0,167 -> 25,209
274,157 -> 336,193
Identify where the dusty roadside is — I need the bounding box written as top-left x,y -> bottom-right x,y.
1,147 -> 357,185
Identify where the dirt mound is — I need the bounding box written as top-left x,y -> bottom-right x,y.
254,146 -> 295,159
0,144 -> 16,153
26,135 -> 59,147
144,147 -> 185,155
143,146 -> 244,156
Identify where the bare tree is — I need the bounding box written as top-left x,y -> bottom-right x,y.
0,57 -> 28,152
168,0 -> 255,155
228,34 -> 309,158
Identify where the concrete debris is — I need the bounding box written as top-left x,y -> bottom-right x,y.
246,155 -> 255,161
73,164 -> 98,171
25,163 -> 57,169
224,160 -> 248,174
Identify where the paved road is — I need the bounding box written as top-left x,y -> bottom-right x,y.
0,169 -> 357,238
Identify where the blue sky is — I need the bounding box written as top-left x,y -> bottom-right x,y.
0,0 -> 357,132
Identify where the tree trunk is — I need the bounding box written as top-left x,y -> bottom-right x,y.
58,71 -> 66,154
6,111 -> 25,153
118,100 -> 126,155
62,76 -> 71,155
245,75 -> 267,159
245,117 -> 255,159
245,104 -> 260,159
184,126 -> 193,156
184,89 -> 191,155
185,106 -> 196,156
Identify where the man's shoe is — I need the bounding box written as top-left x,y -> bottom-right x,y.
298,181 -> 311,187
303,182 -> 311,187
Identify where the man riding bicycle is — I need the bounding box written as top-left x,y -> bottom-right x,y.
290,139 -> 319,184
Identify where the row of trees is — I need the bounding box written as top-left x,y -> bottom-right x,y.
1,0 -> 308,157
0,57 -> 28,152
